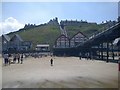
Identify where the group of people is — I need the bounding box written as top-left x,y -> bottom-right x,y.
3,52 -> 54,66
24,53 -> 51,58
3,53 -> 24,66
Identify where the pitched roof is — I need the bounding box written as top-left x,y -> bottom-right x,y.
2,34 -> 10,41
10,34 -> 23,42
70,31 -> 88,40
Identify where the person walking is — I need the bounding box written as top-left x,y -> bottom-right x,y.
17,53 -> 20,63
79,52 -> 82,60
8,54 -> 11,65
13,53 -> 17,64
21,54 -> 24,64
50,58 -> 53,66
3,53 -> 8,66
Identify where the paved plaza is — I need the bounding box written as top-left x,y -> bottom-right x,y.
2,56 -> 118,88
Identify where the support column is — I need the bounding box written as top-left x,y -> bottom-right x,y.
89,48 -> 92,60
101,43 -> 104,60
111,42 -> 114,60
106,42 -> 109,62
98,44 -> 100,59
90,48 -> 93,60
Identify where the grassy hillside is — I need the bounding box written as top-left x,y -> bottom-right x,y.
8,24 -> 61,49
66,23 -> 105,38
7,20 -> 115,49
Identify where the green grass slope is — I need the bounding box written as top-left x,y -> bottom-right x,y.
7,20 -> 115,49
66,23 -> 105,38
8,24 -> 61,49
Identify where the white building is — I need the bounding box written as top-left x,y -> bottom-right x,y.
36,44 -> 50,51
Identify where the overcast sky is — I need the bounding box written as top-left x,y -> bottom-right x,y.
0,2 -> 119,35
